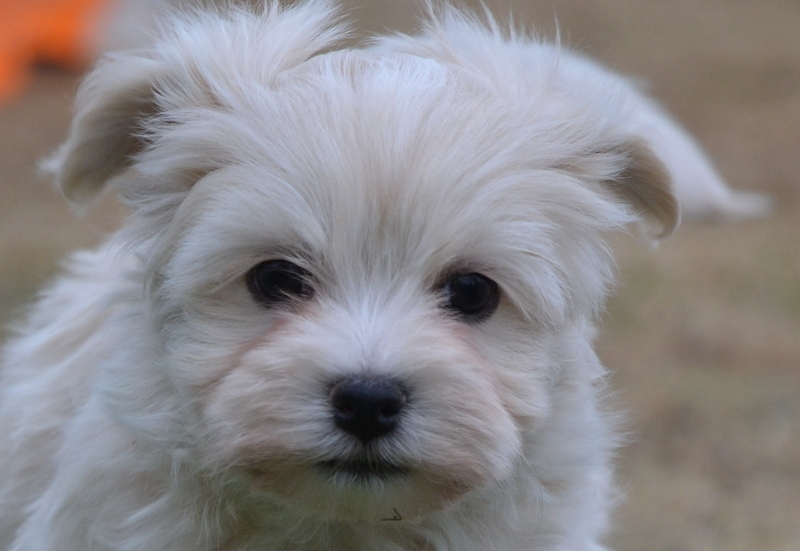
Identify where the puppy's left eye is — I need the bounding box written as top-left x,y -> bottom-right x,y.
442,273 -> 500,322
246,260 -> 313,307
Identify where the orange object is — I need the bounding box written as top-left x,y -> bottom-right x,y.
0,0 -> 112,104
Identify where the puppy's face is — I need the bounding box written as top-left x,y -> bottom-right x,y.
152,77 -> 561,520
49,6 -> 677,522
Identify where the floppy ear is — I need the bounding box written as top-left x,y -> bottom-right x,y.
604,138 -> 680,239
45,1 -> 350,209
44,55 -> 167,207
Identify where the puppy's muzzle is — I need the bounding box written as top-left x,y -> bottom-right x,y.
329,376 -> 408,443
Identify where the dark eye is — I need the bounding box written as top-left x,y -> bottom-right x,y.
442,273 -> 500,321
246,260 -> 313,306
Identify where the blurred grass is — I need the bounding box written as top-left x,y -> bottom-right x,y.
604,223 -> 800,550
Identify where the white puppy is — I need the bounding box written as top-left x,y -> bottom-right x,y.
0,2 -> 737,549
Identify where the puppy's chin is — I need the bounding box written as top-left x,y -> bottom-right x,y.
244,458 -> 477,521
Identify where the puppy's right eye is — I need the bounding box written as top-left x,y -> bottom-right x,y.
246,260 -> 313,306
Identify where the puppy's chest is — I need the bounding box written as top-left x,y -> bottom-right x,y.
227,523 -> 436,551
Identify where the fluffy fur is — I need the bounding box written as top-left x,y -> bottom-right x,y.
0,2 -> 734,549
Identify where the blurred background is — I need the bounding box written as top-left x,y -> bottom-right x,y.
0,1 -> 798,549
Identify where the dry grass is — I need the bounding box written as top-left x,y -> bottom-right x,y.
1,1 -> 798,549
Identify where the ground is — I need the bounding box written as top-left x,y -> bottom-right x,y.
0,1 -> 798,550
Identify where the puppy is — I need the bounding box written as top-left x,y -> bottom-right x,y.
0,1 -> 733,549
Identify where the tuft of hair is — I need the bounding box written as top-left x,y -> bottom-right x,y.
42,0 -> 351,210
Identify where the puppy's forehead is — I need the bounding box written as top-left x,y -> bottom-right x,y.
160,49 -> 621,323
206,51 -> 552,267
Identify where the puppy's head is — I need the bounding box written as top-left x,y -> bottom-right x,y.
47,1 -> 677,521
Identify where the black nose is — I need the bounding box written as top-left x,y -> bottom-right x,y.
329,377 -> 408,443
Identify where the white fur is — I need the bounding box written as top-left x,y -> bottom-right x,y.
0,2 -> 726,549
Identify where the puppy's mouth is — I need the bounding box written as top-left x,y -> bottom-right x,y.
318,458 -> 409,483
